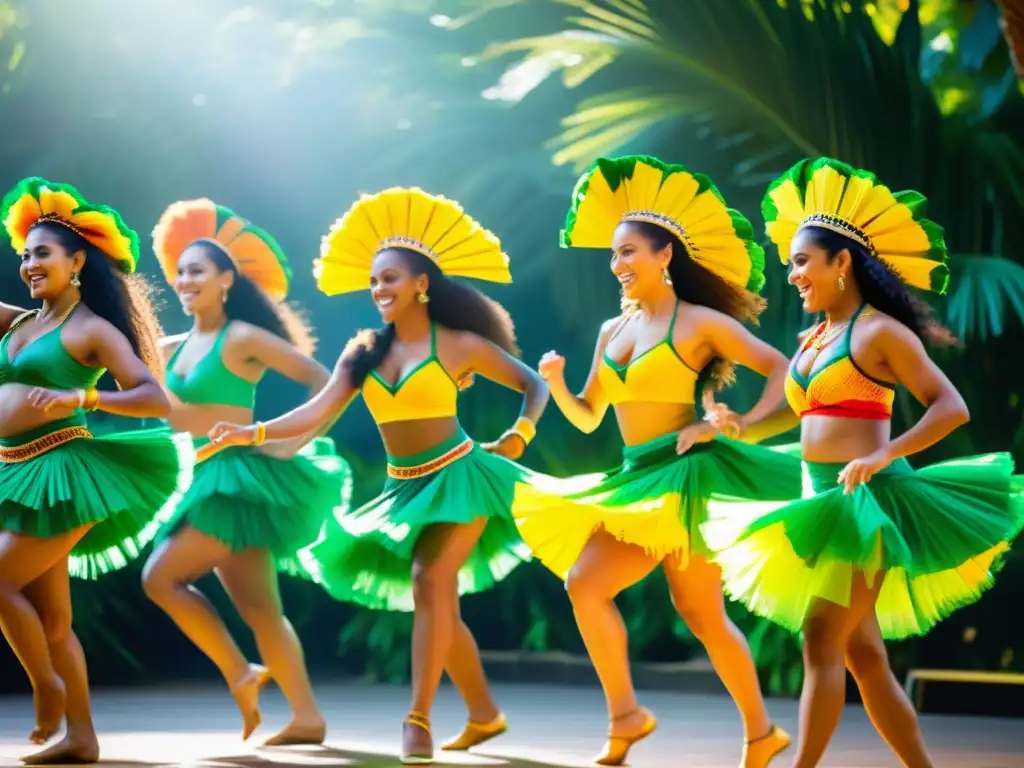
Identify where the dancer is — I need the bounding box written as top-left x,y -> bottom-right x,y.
0,177 -> 185,764
141,199 -> 351,745
203,187 -> 588,764
520,155 -> 798,767
702,157 -> 1024,768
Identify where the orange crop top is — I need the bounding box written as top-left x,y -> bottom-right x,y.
597,303 -> 700,405
785,303 -> 895,420
361,324 -> 459,425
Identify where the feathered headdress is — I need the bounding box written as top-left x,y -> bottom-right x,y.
152,199 -> 293,301
560,155 -> 766,293
1,177 -> 140,273
315,187 -> 512,295
762,157 -> 949,295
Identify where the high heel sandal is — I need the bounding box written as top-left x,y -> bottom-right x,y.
440,712 -> 508,751
594,708 -> 657,766
740,724 -> 791,768
401,711 -> 433,765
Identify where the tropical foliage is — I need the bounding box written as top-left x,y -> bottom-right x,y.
0,0 -> 1021,700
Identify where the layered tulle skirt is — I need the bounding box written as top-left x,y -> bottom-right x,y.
512,433 -> 805,579
155,436 -> 352,578
300,428 -> 591,612
0,415 -> 192,579
703,453 -> 1024,639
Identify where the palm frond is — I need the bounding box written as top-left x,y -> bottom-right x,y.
945,254 -> 1024,340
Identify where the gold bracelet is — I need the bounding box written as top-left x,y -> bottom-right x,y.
508,416 -> 536,445
83,388 -> 100,411
253,421 -> 267,446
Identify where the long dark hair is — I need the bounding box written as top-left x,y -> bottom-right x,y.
33,221 -> 164,374
803,226 -> 955,347
194,240 -> 316,357
344,248 -> 519,387
628,221 -> 767,393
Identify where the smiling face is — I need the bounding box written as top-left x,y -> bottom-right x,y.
369,248 -> 428,323
787,227 -> 850,313
174,242 -> 235,315
21,225 -> 85,301
610,221 -> 672,301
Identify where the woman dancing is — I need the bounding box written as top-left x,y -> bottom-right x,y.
203,187 -> 595,764
141,199 -> 351,745
519,155 -> 799,767
0,177 -> 184,764
703,157 -> 1024,768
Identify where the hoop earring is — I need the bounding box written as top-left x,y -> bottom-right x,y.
837,275 -> 846,292
70,272 -> 81,288
417,291 -> 430,304
662,266 -> 673,286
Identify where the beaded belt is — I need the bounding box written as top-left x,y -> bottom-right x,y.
386,438 -> 473,480
0,426 -> 92,464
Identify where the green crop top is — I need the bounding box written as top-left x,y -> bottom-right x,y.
165,323 -> 258,409
0,309 -> 103,392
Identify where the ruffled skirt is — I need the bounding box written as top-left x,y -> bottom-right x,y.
0,416 -> 192,579
512,433 -> 805,579
155,436 -> 352,578
300,429 -> 582,612
703,454 -> 1024,639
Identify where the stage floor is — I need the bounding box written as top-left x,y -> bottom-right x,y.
0,681 -> 1020,767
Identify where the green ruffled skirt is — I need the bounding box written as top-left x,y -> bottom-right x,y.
512,433 -> 805,579
301,429 -> 571,612
0,415 -> 192,579
703,454 -> 1024,639
156,436 -> 352,578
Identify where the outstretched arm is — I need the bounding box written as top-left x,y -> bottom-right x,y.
537,319 -> 616,434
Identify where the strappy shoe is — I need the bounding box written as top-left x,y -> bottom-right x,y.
401,711 -> 433,765
740,724 -> 791,768
594,708 -> 657,766
440,712 -> 508,751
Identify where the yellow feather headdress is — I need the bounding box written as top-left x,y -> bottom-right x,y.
560,155 -> 766,292
1,177 -> 140,273
763,158 -> 949,294
315,187 -> 512,295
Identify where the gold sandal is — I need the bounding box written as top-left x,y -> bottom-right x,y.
594,708 -> 657,766
401,711 -> 433,765
740,724 -> 791,768
440,712 -> 508,751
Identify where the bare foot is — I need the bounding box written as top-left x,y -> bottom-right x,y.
741,725 -> 791,768
230,664 -> 270,741
21,729 -> 99,765
595,707 -> 657,767
401,712 -> 433,765
29,678 -> 66,745
261,717 -> 327,747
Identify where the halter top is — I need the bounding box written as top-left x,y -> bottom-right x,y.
784,303 -> 895,420
0,309 -> 103,392
597,303 -> 699,405
362,324 -> 458,425
166,323 -> 258,409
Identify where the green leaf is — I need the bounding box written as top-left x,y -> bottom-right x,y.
945,254 -> 1024,341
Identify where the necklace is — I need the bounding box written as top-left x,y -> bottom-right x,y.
37,299 -> 81,327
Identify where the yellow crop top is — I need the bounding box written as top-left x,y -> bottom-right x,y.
361,324 -> 459,425
785,303 -> 895,421
597,303 -> 699,405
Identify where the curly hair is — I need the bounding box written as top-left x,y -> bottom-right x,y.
803,226 -> 956,347
626,220 -> 767,393
343,248 -> 518,387
193,240 -> 317,357
32,221 -> 164,375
